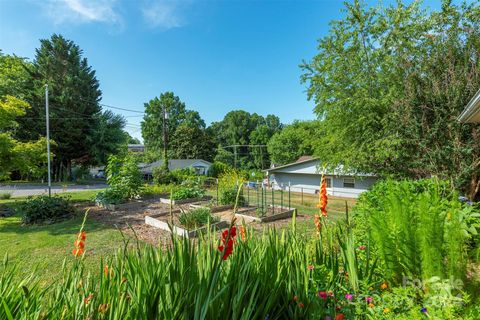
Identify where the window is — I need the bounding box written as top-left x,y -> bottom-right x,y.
325,177 -> 332,188
343,178 -> 355,188
193,166 -> 205,175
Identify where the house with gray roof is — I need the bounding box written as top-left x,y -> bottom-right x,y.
140,159 -> 212,176
265,157 -> 378,198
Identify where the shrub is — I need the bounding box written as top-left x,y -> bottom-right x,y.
153,167 -> 199,185
0,192 -> 11,199
219,187 -> 245,206
178,208 -> 218,230
218,170 -> 246,205
96,154 -> 142,205
208,161 -> 230,178
171,186 -> 205,200
18,195 -> 75,224
139,184 -> 177,197
354,178 -> 479,285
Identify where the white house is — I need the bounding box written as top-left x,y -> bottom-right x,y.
265,157 -> 378,198
140,159 -> 212,176
458,88 -> 480,123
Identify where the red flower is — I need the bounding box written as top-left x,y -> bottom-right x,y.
336,314 -> 345,320
74,240 -> 84,249
72,248 -> 84,257
298,302 -> 304,309
78,231 -> 86,241
358,245 -> 366,251
318,291 -> 327,299
73,231 -> 86,257
218,226 -> 237,260
293,295 -> 299,302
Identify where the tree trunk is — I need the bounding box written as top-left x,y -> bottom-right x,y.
468,174 -> 480,201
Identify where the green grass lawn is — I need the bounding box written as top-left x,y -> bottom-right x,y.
0,192 -> 125,286
0,190 -> 98,204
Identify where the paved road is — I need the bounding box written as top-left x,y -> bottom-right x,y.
0,184 -> 107,198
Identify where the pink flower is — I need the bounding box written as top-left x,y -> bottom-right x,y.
345,294 -> 353,301
357,245 -> 366,251
308,265 -> 315,271
365,296 -> 373,303
327,291 -> 334,297
318,291 -> 327,299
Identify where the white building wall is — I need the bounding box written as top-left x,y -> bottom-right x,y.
270,172 -> 376,199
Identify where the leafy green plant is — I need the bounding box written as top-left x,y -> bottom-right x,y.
17,195 -> 75,224
139,184 -> 177,197
178,208 -> 218,230
0,192 -> 11,199
171,186 -> 205,200
96,154 -> 142,205
220,187 -> 245,206
354,179 -> 477,285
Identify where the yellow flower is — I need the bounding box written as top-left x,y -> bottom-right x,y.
380,282 -> 388,290
383,307 -> 391,314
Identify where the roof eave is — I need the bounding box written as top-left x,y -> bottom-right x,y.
458,88 -> 480,123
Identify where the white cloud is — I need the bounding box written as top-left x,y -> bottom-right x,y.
142,0 -> 191,29
42,0 -> 122,26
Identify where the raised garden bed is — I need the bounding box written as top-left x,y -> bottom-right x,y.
159,195 -> 212,205
189,202 -> 234,213
96,197 -> 160,211
144,207 -> 227,238
235,205 -> 296,223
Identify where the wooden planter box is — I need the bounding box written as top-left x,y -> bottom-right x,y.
145,213 -> 228,238
189,203 -> 234,213
235,206 -> 296,223
159,196 -> 212,205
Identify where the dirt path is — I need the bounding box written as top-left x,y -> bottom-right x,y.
80,199 -> 312,246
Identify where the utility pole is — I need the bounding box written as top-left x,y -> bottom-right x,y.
45,85 -> 52,197
161,106 -> 169,172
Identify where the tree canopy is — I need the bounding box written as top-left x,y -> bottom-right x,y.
301,0 -> 480,199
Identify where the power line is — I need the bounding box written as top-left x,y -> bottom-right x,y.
78,97 -> 144,114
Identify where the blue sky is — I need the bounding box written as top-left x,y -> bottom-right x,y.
1,0 -> 445,141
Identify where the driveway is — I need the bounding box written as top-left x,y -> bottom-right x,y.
0,184 -> 107,198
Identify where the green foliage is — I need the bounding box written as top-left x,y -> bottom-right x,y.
209,111 -> 282,169
301,0 -> 480,199
355,179 -> 479,285
141,92 -> 206,158
95,154 -> 142,205
17,195 -> 75,224
0,193 -> 11,199
178,208 -> 218,230
169,124 -> 215,161
267,120 -> 320,165
152,167 -> 199,185
207,161 -> 230,178
0,95 -> 49,180
171,185 -> 205,200
139,184 -> 176,197
218,170 -> 246,205
219,187 -> 245,206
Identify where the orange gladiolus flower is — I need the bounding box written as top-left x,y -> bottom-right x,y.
74,240 -> 85,249
73,231 -> 86,257
104,265 -> 110,277
78,231 -> 86,241
239,225 -> 246,241
72,248 -> 84,257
